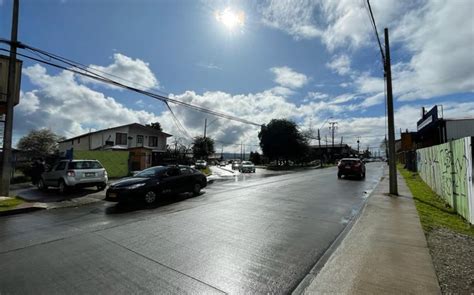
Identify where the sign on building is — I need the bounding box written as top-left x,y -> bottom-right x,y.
0,55 -> 22,107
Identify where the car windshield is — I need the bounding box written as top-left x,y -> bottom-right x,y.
134,166 -> 167,178
68,161 -> 103,169
242,161 -> 252,165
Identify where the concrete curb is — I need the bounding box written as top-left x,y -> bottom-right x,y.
0,205 -> 45,217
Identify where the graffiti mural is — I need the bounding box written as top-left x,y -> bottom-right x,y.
417,137 -> 473,224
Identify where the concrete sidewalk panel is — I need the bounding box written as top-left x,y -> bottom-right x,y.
302,170 -> 440,294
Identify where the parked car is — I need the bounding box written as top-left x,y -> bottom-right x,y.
38,159 -> 108,193
239,161 -> 256,173
231,160 -> 241,170
218,161 -> 227,167
105,165 -> 207,204
194,160 -> 207,169
337,158 -> 366,179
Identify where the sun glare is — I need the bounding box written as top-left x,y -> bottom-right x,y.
215,7 -> 245,31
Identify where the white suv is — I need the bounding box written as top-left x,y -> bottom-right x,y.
38,160 -> 108,193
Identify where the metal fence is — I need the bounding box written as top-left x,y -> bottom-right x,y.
417,137 -> 473,224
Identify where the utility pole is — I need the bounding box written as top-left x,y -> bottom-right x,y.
318,129 -> 322,166
384,28 -> 398,195
203,118 -> 207,138
240,142 -> 243,161
356,136 -> 361,156
340,136 -> 343,145
328,122 -> 337,162
0,0 -> 19,196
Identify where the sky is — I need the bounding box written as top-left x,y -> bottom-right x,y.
1,0 -> 473,154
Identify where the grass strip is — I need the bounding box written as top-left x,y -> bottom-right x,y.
398,165 -> 474,236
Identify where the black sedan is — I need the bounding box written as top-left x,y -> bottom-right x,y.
105,165 -> 207,204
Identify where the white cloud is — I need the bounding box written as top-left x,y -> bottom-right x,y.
81,53 -> 159,91
15,64 -> 160,139
326,54 -> 351,76
270,66 -> 308,89
260,0 -> 322,40
307,91 -> 329,100
196,62 -> 221,70
17,91 -> 40,114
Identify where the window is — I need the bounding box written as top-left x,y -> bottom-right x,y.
137,135 -> 144,145
180,167 -> 193,175
68,161 -> 103,169
149,136 -> 158,147
116,133 -> 128,145
55,161 -> 67,171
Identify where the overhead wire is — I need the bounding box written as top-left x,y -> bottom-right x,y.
0,41 -> 263,127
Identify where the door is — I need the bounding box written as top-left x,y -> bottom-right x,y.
45,161 -> 67,186
160,167 -> 185,194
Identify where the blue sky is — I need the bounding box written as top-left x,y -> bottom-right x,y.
1,0 -> 473,152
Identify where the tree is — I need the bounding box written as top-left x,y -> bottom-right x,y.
258,119 -> 309,165
146,122 -> 162,132
249,151 -> 261,165
17,129 -> 64,159
192,136 -> 215,159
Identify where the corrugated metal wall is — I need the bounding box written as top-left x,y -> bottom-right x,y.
417,137 -> 473,224
446,120 -> 474,140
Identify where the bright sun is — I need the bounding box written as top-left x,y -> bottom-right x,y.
215,7 -> 245,31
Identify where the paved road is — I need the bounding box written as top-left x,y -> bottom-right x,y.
1,163 -> 384,294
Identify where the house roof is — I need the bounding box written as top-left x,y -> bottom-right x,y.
310,143 -> 351,149
58,123 -> 172,143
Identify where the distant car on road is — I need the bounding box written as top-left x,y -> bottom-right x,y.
38,160 -> 108,193
106,165 -> 207,204
231,160 -> 241,170
239,161 -> 256,173
194,160 -> 207,169
337,158 -> 366,179
218,161 -> 227,167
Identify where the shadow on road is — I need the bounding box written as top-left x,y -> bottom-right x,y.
105,192 -> 203,214
16,187 -> 104,203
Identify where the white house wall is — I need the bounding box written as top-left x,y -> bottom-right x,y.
59,125 -> 169,153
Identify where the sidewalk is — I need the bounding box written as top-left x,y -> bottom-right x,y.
299,169 -> 441,294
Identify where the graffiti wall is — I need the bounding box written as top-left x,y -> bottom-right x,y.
417,137 -> 473,224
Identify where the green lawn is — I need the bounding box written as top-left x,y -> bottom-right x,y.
0,197 -> 24,212
199,167 -> 212,176
398,165 -> 474,236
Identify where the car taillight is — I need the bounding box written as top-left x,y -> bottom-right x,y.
67,170 -> 75,177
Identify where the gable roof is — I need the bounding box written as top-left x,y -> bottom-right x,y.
58,123 -> 172,143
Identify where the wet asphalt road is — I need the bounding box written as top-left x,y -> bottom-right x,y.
0,163 -> 384,294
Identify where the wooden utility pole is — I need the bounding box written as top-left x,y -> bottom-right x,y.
0,0 -> 19,196
385,28 -> 398,195
318,129 -> 322,166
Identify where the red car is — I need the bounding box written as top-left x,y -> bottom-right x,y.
337,158 -> 366,179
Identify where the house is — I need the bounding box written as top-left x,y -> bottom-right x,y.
58,123 -> 172,170
309,143 -> 357,163
417,105 -> 474,148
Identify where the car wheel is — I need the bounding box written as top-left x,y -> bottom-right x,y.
58,179 -> 68,194
338,173 -> 342,179
37,179 -> 48,191
192,183 -> 201,196
97,184 -> 106,191
144,191 -> 157,204
362,172 -> 366,179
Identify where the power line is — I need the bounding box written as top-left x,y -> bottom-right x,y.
365,0 -> 385,66
0,41 -> 263,127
